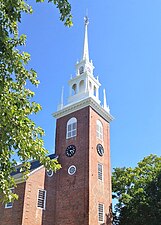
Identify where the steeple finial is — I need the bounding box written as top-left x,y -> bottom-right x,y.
83,16 -> 89,62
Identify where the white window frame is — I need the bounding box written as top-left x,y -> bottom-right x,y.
98,203 -> 104,223
66,117 -> 77,139
68,165 -> 77,175
96,120 -> 103,141
5,188 -> 14,209
5,202 -> 13,209
37,189 -> 46,210
98,163 -> 103,182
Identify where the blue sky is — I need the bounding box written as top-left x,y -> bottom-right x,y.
19,0 -> 161,169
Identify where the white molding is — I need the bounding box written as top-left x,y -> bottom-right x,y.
15,177 -> 25,184
14,165 -> 44,184
5,202 -> 13,209
53,97 -> 114,123
29,165 -> 44,176
68,165 -> 77,175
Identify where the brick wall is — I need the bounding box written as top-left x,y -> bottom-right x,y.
0,182 -> 25,225
53,107 -> 90,225
52,106 -> 112,225
22,166 -> 46,225
89,107 -> 112,225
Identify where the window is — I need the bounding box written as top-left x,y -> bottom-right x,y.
46,169 -> 53,177
98,163 -> 103,181
96,120 -> 103,140
68,165 -> 77,175
72,84 -> 77,95
98,203 -> 104,223
5,202 -> 13,209
94,85 -> 97,96
89,81 -> 92,90
37,189 -> 46,210
79,80 -> 84,92
5,188 -> 14,209
79,66 -> 84,74
66,117 -> 77,139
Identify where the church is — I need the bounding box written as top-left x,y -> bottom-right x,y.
0,17 -> 113,225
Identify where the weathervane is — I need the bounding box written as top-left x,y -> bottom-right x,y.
84,15 -> 89,26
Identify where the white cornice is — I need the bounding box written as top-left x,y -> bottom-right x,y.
15,177 -> 26,184
53,97 -> 114,122
14,165 -> 44,184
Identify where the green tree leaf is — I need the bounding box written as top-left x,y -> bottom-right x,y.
112,154 -> 161,225
0,0 -> 71,203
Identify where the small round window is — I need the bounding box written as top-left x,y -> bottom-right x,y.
68,165 -> 76,175
47,169 -> 53,177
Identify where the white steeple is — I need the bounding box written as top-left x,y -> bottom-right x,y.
83,16 -> 89,62
67,16 -> 101,105
57,86 -> 64,110
103,89 -> 110,113
53,16 -> 113,122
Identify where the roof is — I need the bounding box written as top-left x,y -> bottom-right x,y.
11,154 -> 57,181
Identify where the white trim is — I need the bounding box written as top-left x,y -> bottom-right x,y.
68,165 -> 77,175
46,169 -> 53,177
66,117 -> 77,139
29,165 -> 44,176
13,156 -> 59,184
53,97 -> 113,123
15,177 -> 25,184
5,202 -> 13,209
13,165 -> 44,184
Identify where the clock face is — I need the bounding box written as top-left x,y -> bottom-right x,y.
66,145 -> 76,157
97,144 -> 104,156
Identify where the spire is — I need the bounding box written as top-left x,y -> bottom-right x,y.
57,86 -> 64,110
103,89 -> 110,113
83,16 -> 89,62
61,86 -> 64,107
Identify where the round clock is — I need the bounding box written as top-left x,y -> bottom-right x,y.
97,144 -> 104,156
68,165 -> 76,175
65,145 -> 76,157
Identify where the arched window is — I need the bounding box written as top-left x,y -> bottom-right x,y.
94,86 -> 97,96
72,84 -> 77,95
89,81 -> 92,90
66,117 -> 77,139
79,80 -> 84,92
79,66 -> 84,74
96,120 -> 103,140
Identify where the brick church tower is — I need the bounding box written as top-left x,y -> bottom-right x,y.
52,16 -> 113,225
